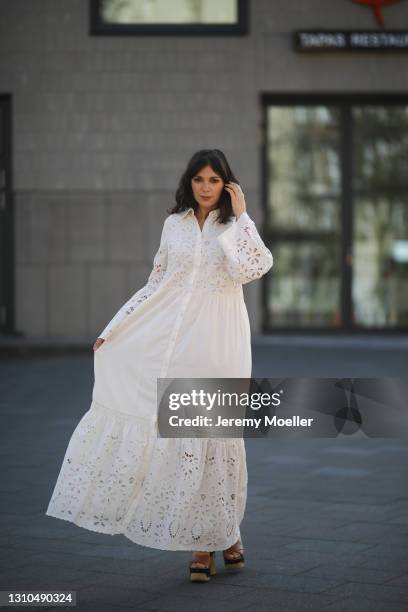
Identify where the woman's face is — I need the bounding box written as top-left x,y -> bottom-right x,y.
191,165 -> 225,211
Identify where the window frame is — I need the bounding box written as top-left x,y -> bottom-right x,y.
260,92 -> 408,334
89,0 -> 249,36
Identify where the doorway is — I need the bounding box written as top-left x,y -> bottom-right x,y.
0,94 -> 14,335
262,94 -> 408,332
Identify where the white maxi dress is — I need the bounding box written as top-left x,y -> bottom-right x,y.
46,207 -> 273,551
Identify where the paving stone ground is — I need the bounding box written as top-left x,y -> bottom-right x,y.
1,336 -> 408,611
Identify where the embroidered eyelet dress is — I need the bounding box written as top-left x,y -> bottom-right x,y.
46,208 -> 273,551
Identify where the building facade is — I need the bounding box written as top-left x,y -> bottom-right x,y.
0,0 -> 407,338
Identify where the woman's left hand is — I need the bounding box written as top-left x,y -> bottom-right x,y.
224,182 -> 246,219
93,338 -> 105,351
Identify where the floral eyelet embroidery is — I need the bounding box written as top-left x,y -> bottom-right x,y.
49,211 -> 269,549
99,211 -> 273,339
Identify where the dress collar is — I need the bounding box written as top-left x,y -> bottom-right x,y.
180,207 -> 220,220
180,207 -> 194,219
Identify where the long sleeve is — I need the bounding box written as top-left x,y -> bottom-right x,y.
98,217 -> 169,340
217,211 -> 273,285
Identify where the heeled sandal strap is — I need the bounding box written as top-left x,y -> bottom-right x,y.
189,551 -> 215,568
223,553 -> 245,568
223,544 -> 245,555
223,548 -> 245,555
190,566 -> 211,575
224,551 -> 245,559
223,546 -> 245,563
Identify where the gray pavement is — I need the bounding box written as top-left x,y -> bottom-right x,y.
1,338 -> 408,611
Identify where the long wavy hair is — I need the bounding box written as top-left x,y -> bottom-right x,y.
168,149 -> 240,224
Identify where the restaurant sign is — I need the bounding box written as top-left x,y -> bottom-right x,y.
294,30 -> 408,51
294,0 -> 408,52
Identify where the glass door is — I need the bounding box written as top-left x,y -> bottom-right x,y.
264,105 -> 343,328
263,97 -> 408,332
352,106 -> 408,327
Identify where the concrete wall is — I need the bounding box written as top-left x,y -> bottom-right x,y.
1,0 -> 407,337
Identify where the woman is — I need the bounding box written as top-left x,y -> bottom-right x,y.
46,149 -> 273,583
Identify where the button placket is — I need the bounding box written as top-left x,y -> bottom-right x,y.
159,219 -> 202,379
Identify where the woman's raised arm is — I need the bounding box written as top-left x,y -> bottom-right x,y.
217,212 -> 273,285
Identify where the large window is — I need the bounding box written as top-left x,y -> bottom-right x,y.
263,95 -> 408,332
90,0 -> 248,35
353,106 -> 408,328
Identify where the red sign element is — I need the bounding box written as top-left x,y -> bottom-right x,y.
352,0 -> 403,27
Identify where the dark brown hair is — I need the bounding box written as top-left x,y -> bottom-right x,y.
167,149 -> 240,224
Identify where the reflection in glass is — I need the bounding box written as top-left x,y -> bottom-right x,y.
267,106 -> 341,232
265,241 -> 341,327
353,106 -> 408,326
266,106 -> 341,327
100,0 -> 238,24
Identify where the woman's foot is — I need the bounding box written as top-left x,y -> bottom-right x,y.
223,539 -> 245,569
190,551 -> 212,570
189,551 -> 216,582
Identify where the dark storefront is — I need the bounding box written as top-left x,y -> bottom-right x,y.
262,94 -> 408,332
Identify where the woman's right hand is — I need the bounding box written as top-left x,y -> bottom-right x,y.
93,338 -> 105,351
